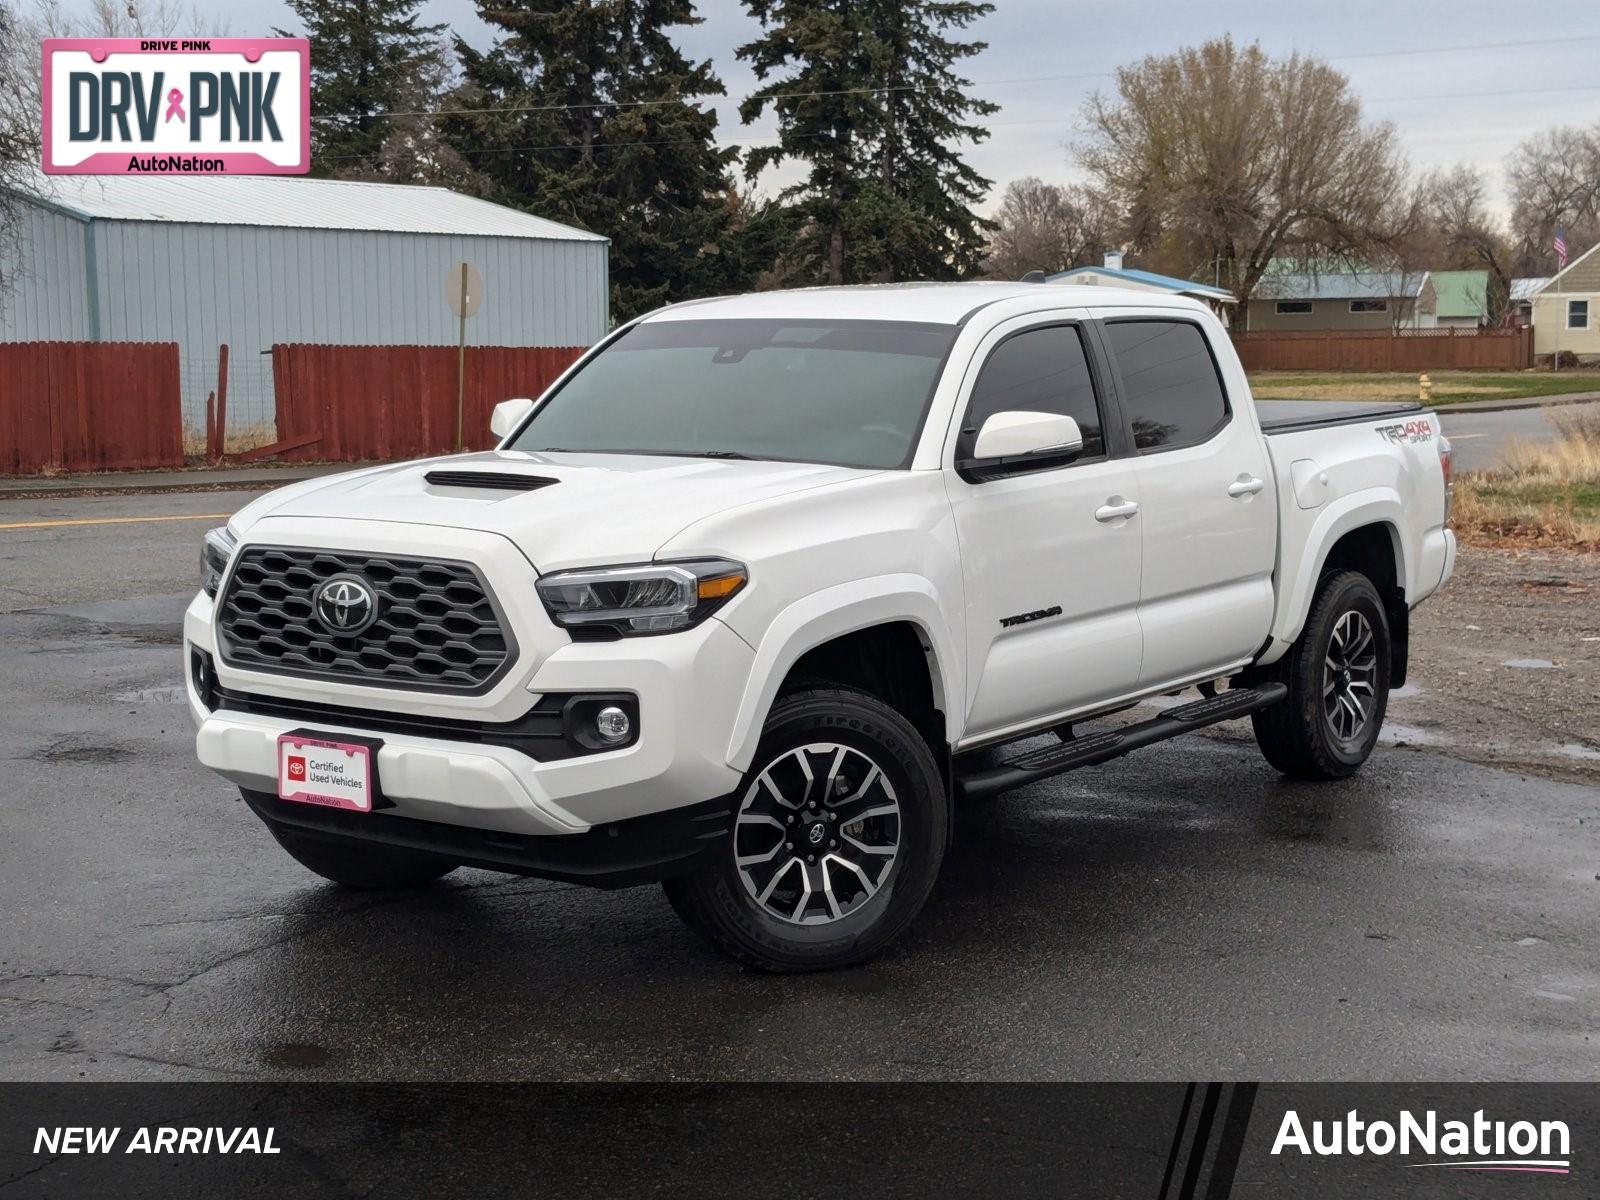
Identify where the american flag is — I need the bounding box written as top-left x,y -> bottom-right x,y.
1554,227 -> 1568,268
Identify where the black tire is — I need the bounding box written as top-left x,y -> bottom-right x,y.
663,686 -> 948,972
265,819 -> 459,890
660,874 -> 712,942
1250,570 -> 1391,780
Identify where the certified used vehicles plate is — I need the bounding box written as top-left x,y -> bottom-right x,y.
277,733 -> 377,812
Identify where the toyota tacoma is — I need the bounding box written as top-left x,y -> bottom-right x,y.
187,282 -> 1455,971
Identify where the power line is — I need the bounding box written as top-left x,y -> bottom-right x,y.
308,33 -> 1600,125
323,84 -> 1600,162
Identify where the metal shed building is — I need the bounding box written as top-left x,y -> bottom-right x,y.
1,172 -> 609,430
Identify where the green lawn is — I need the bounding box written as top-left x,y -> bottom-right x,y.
1467,480 -> 1600,514
1247,371 -> 1600,405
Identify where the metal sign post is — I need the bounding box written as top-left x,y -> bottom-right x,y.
445,262 -> 483,451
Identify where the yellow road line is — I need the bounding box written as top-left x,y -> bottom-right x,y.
0,513 -> 230,531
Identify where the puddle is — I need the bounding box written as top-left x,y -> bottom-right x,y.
1502,658 -> 1558,669
27,738 -> 135,764
1390,683 -> 1425,700
111,685 -> 187,704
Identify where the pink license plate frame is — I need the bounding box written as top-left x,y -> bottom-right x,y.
276,733 -> 376,813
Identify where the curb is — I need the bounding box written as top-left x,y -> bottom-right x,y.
1432,392 -> 1600,415
0,476 -> 318,501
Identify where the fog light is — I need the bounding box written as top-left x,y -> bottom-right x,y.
595,705 -> 631,744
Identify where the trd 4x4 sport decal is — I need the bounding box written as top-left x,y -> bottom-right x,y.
1375,418 -> 1433,445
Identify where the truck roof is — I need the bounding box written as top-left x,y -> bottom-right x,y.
641,281 -> 1207,326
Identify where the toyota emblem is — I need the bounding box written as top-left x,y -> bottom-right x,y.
313,575 -> 378,635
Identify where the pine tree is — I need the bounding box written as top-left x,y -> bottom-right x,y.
738,0 -> 996,284
446,1 -> 743,321
275,0 -> 447,178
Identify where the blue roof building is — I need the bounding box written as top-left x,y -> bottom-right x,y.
1045,252 -> 1235,311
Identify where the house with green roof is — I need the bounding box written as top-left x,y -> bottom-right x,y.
1430,270 -> 1489,329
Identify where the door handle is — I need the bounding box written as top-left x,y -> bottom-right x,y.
1094,498 -> 1140,522
1227,475 -> 1266,498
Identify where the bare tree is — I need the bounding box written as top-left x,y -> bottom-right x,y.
1507,123 -> 1600,278
1418,164 -> 1514,324
371,35 -> 472,186
0,0 -> 43,306
981,176 -> 1116,279
0,0 -> 232,306
1076,37 -> 1408,329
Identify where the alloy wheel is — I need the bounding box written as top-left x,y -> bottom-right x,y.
734,742 -> 901,926
1322,610 -> 1379,745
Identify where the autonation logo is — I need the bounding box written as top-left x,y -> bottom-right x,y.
1272,1108 -> 1571,1175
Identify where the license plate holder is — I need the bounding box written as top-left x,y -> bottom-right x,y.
276,729 -> 384,813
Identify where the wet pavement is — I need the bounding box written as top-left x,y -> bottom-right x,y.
0,491 -> 1596,1081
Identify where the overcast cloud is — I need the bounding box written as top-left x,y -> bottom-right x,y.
74,0 -> 1600,213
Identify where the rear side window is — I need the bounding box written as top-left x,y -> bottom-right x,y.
959,325 -> 1105,461
1105,320 -> 1230,452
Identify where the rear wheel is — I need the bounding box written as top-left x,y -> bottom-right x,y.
663,687 -> 948,972
264,816 -> 459,890
1251,570 -> 1390,780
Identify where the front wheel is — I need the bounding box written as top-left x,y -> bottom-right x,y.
663,687 -> 948,972
1250,570 -> 1391,780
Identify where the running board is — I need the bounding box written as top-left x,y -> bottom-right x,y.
957,683 -> 1288,801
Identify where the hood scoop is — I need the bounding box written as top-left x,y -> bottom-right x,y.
423,470 -> 559,492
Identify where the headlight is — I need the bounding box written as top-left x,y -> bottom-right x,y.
536,559 -> 747,636
200,526 -> 238,597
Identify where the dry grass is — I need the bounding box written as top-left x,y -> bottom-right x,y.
1249,370 -> 1600,405
182,422 -> 279,459
1453,408 -> 1600,550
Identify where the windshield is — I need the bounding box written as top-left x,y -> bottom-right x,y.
506,318 -> 958,469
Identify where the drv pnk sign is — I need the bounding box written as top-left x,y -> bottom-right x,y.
42,38 -> 309,175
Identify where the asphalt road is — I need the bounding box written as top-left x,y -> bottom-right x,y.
1439,398 -> 1599,473
1,490 -> 1596,1082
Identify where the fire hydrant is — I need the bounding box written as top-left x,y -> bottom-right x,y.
1418,372 -> 1432,403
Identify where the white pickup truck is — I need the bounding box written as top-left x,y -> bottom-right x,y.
187,282 -> 1455,971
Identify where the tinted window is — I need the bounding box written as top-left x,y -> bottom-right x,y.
959,325 -> 1104,461
507,319 -> 957,470
1105,320 -> 1229,452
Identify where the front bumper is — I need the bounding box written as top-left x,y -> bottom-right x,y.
187,520 -> 754,841
242,788 -> 734,888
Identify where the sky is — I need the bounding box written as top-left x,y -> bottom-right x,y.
69,0 -> 1600,214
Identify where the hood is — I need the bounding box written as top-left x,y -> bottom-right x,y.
237,450 -> 876,571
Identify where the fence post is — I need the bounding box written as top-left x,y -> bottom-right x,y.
212,344 -> 230,462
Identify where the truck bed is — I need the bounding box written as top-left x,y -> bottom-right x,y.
1256,398 -> 1424,435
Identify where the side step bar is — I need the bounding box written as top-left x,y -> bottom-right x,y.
957,683 -> 1288,801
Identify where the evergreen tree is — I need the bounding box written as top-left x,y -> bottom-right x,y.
275,0 -> 447,178
739,0 -> 995,284
446,1 -> 743,321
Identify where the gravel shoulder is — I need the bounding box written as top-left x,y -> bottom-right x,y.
1380,545 -> 1598,783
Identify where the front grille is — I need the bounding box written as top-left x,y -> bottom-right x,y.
216,547 -> 515,693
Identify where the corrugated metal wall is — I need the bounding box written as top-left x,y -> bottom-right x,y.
0,205 -> 92,341
0,204 -> 608,435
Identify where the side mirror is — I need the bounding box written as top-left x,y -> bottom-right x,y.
490,397 -> 535,441
959,411 -> 1084,482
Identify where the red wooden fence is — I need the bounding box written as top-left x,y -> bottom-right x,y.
0,342 -> 183,475
1230,326 -> 1533,372
271,344 -> 588,462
